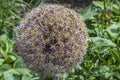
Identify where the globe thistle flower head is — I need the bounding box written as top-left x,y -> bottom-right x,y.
15,4 -> 88,76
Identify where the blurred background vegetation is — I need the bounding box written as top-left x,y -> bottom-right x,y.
0,0 -> 120,80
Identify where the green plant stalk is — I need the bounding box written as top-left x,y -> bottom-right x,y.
103,0 -> 107,25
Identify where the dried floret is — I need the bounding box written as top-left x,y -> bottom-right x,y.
14,4 -> 88,77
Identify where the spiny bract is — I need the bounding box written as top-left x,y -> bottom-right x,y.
15,4 -> 88,75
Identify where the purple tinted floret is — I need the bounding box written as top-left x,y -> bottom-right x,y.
14,4 -> 89,77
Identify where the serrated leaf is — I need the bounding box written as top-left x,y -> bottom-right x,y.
80,7 -> 97,20
90,37 -> 116,52
90,37 -> 116,47
93,1 -> 104,10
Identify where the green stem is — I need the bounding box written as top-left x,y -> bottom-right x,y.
103,0 -> 107,25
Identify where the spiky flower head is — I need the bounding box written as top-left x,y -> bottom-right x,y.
14,4 -> 88,76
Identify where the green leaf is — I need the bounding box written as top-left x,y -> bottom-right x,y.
105,72 -> 112,79
79,75 -> 84,80
22,75 -> 32,80
59,73 -> 68,79
15,68 -> 31,75
113,4 -> 119,10
0,34 -> 15,58
3,55 -> 17,64
114,66 -> 120,71
0,59 -> 4,66
100,66 -> 110,73
13,57 -> 25,68
80,7 -> 97,20
110,49 -> 120,60
0,64 -> 12,73
93,1 -> 104,10
9,69 -> 20,75
12,75 -> 21,80
3,71 -> 14,80
38,0 -> 46,7
90,37 -> 116,47
106,22 -> 120,38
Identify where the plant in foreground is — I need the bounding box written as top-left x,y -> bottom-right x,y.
14,4 -> 89,80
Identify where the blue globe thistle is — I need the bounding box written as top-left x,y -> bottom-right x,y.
14,4 -> 88,76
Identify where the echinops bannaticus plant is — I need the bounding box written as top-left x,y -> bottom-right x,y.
14,4 -> 88,79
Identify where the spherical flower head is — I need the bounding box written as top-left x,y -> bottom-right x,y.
14,4 -> 88,76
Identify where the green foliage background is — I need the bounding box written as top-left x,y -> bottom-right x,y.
0,0 -> 120,80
